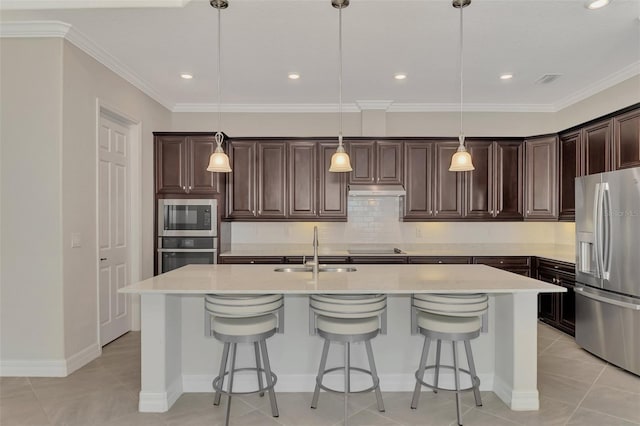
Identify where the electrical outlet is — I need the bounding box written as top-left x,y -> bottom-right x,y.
71,232 -> 82,248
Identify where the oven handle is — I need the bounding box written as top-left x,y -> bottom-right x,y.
158,248 -> 218,253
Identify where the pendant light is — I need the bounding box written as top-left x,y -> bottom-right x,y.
328,0 -> 353,173
449,0 -> 475,172
207,0 -> 232,173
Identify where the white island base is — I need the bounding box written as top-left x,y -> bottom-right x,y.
121,264 -> 563,414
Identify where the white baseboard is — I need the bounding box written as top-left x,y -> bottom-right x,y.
0,358 -> 67,377
66,343 -> 101,375
182,372 -> 494,393
139,376 -> 183,412
493,375 -> 539,411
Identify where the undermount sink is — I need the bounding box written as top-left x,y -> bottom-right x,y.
274,266 -> 357,273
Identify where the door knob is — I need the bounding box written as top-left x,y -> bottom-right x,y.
100,258 -> 107,261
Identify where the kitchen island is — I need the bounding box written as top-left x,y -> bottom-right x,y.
120,263 -> 564,414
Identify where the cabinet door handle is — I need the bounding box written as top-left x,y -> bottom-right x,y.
490,210 -> 494,215
189,185 -> 192,190
182,185 -> 186,191
258,210 -> 262,215
438,260 -> 443,264
527,210 -> 530,215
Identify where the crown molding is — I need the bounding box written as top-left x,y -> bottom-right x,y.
356,100 -> 394,111
552,61 -> 640,112
387,103 -> 556,113
0,20 -> 71,37
172,103 -> 362,113
0,0 -> 192,10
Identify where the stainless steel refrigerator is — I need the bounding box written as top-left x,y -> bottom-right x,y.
575,167 -> 640,376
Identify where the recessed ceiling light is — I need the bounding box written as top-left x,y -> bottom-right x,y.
394,73 -> 407,80
180,73 -> 193,80
585,0 -> 610,10
500,73 -> 513,80
288,73 -> 300,80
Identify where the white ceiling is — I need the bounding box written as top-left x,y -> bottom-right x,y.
1,0 -> 639,112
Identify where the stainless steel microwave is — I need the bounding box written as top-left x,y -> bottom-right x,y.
158,199 -> 217,237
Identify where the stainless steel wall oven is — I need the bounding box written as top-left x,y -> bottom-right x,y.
157,199 -> 218,274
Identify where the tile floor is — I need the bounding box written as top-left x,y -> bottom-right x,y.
1,323 -> 639,426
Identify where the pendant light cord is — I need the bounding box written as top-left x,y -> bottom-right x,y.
216,6 -> 223,144
459,4 -> 464,142
338,6 -> 343,146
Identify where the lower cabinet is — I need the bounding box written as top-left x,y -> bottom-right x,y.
408,256 -> 471,264
472,256 -> 531,277
219,256 -> 285,264
535,258 -> 576,336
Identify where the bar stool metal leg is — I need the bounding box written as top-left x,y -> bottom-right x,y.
433,339 -> 442,394
213,342 -> 230,406
344,342 -> 350,423
254,342 -> 265,397
452,341 -> 462,426
224,343 -> 238,426
260,340 -> 279,418
411,335 -> 431,409
364,340 -> 385,412
311,339 -> 330,409
464,340 -> 482,406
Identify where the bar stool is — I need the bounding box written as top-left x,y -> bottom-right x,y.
309,294 -> 387,420
204,294 -> 284,426
410,293 -> 488,426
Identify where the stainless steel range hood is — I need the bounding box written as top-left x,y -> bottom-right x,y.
348,184 -> 406,197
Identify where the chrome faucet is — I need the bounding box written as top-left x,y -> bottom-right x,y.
306,226 -> 319,277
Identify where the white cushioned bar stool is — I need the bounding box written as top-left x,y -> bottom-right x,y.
410,293 -> 488,426
309,294 -> 387,419
205,294 -> 284,426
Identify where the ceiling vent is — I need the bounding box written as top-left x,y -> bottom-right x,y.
535,74 -> 563,84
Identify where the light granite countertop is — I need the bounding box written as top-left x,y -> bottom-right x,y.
219,243 -> 576,264
121,263 -> 565,294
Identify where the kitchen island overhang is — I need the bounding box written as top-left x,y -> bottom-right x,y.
120,264 -> 564,414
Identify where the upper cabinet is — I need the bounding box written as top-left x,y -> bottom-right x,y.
558,130 -> 581,221
349,140 -> 402,185
463,140 -> 523,220
226,139 -> 346,221
524,135 -> 557,220
227,140 -> 287,219
404,141 -> 433,219
613,108 -> 640,170
155,134 -> 221,195
433,141 -> 464,219
583,119 -> 613,175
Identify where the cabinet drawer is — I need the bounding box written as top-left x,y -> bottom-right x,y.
285,256 -> 349,264
536,258 -> 575,275
219,256 -> 285,264
473,256 -> 531,267
408,256 -> 471,264
349,256 -> 408,264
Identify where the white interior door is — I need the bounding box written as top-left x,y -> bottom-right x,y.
98,113 -> 130,345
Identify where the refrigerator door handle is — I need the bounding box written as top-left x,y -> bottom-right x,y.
601,182 -> 612,280
593,183 -> 603,279
575,287 -> 640,311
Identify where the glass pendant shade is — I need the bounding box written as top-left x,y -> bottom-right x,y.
207,147 -> 232,173
449,135 -> 475,171
329,144 -> 353,172
207,132 -> 232,173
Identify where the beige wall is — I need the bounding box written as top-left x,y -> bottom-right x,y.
0,37 -> 171,372
61,41 -> 171,358
1,38 -> 65,361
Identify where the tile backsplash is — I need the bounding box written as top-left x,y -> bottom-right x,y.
228,197 -> 575,247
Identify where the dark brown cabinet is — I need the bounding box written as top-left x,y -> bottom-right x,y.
349,140 -> 403,185
524,135 -> 557,220
583,119 -> 613,175
535,258 -> 576,336
464,140 -> 523,220
613,108 -> 640,170
219,256 -> 285,264
558,131 -> 581,221
227,140 -> 287,219
155,134 -> 221,195
226,139 -> 347,221
433,141 -> 464,219
473,256 -> 531,276
404,142 -> 433,219
349,256 -> 408,264
408,256 -> 471,264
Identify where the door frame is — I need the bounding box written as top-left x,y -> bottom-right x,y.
95,99 -> 143,345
